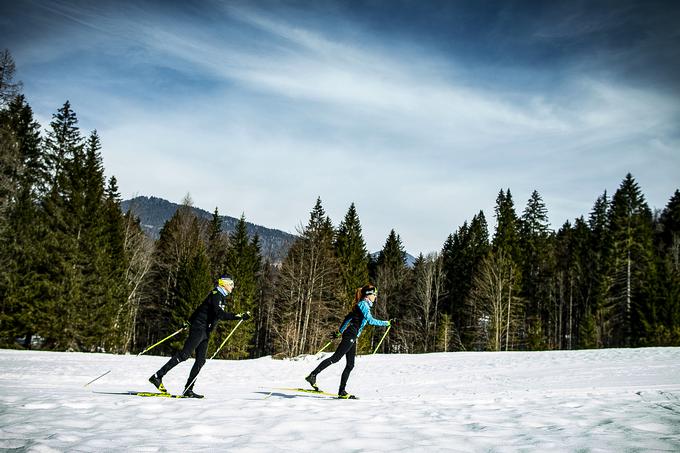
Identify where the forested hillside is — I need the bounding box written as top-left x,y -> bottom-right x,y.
121,196 -> 295,263
1,49 -> 678,358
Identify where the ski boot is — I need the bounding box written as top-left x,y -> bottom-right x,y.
305,373 -> 319,391
149,373 -> 168,393
183,388 -> 204,399
338,390 -> 357,399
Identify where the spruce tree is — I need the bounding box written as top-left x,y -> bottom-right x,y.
39,101 -> 86,349
0,95 -> 43,347
519,190 -> 553,349
554,218 -> 592,350
373,229 -> 408,353
489,189 -> 522,349
97,176 -> 129,351
570,217 -> 594,349
206,207 -> 229,277
442,211 -> 489,350
493,189 -> 521,262
607,174 -> 655,346
77,131 -> 108,350
139,196 -> 204,355
586,191 -> 612,347
174,243 -> 211,350
653,190 -> 680,344
334,203 -> 370,308
215,214 -> 262,359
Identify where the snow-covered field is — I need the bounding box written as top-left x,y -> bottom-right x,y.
1,347 -> 679,452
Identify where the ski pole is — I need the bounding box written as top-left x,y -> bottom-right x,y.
83,369 -> 111,387
209,317 -> 245,360
183,316 -> 246,395
137,324 -> 189,356
372,324 -> 391,355
316,341 -> 332,355
84,324 -> 188,387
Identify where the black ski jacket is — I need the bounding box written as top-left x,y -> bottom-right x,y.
188,288 -> 239,334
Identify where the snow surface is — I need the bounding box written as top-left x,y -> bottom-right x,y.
1,347 -> 679,452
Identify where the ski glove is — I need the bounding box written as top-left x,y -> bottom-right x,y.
329,331 -> 342,339
236,313 -> 250,321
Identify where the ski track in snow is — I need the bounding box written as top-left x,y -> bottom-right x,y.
1,348 -> 679,452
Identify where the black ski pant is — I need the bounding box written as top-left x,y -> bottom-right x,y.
310,335 -> 356,393
156,326 -> 209,390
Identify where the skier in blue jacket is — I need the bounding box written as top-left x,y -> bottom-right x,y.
305,284 -> 390,399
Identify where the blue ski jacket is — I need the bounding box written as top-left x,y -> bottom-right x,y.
338,298 -> 389,338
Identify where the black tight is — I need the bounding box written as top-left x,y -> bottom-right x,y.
156,327 -> 208,389
310,335 -> 357,392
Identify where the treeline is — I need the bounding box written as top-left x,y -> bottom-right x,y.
1,49 -> 678,357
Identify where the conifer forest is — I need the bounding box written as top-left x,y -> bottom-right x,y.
1,49 -> 679,359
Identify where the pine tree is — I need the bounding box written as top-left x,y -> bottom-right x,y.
334,203 -> 369,308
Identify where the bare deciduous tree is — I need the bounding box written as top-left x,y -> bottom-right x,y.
0,49 -> 22,108
468,251 -> 522,351
115,212 -> 154,352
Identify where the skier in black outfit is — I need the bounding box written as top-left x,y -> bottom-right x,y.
305,284 -> 390,399
149,274 -> 249,398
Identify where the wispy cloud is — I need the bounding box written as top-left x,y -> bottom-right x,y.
4,1 -> 679,252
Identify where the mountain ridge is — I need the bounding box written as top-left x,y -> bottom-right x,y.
121,196 -> 416,266
121,196 -> 296,263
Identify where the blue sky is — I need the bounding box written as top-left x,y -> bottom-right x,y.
2,0 -> 679,253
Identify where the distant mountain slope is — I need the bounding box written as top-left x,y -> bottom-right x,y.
121,196 -> 296,263
370,251 -> 417,268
